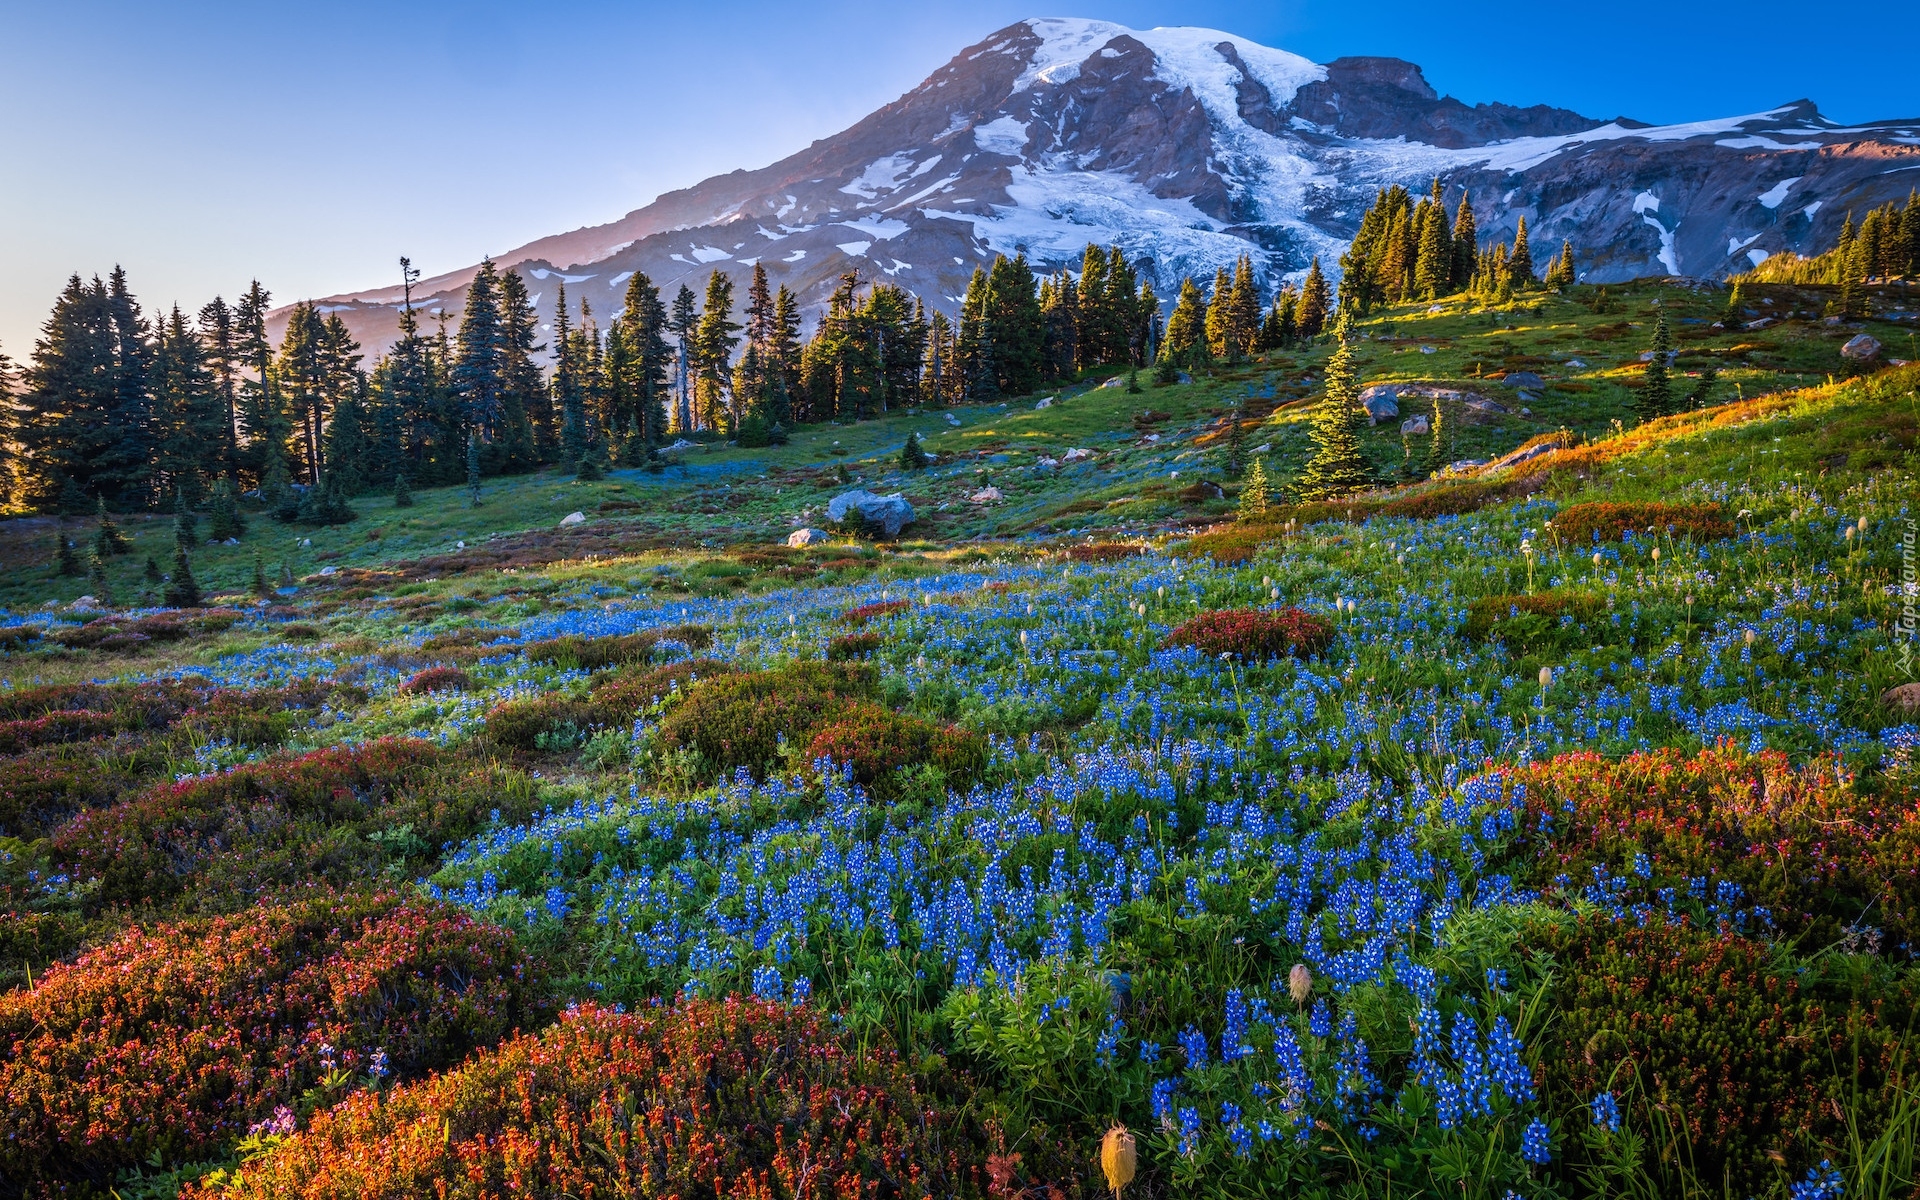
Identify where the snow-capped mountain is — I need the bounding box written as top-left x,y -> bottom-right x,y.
288,17 -> 1920,353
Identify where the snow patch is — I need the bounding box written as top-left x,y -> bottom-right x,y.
834,216 -> 910,241
974,116 -> 1031,155
559,273 -> 596,283
608,271 -> 633,287
527,268 -> 551,280
1727,233 -> 1761,256
836,241 -> 873,257
1715,136 -> 1821,151
1803,200 -> 1823,220
1132,24 -> 1326,115
841,153 -> 918,199
1747,248 -> 1771,267
689,246 -> 732,263
1632,191 -> 1660,215
1757,177 -> 1800,209
1014,18 -> 1128,91
783,250 -> 807,263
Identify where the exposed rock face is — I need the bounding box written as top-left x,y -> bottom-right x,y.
288,19 -> 1920,358
787,528 -> 831,547
826,490 -> 915,538
1842,334 -> 1882,360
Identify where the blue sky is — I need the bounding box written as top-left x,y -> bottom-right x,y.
2,0 -> 1912,357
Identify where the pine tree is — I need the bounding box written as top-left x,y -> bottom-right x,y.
163,543 -> 200,608
453,259 -> 506,442
494,269 -> 546,470
1548,240 -> 1577,287
251,551 -> 271,599
1423,394 -> 1447,478
1227,255 -> 1262,358
1226,401 -> 1246,477
92,497 -> 131,556
392,472 -> 413,508
668,285 -> 698,431
467,428 -> 486,501
196,295 -> 241,482
1688,364 -> 1719,410
172,484 -> 198,545
1296,259 -> 1330,338
1297,314 -> 1372,499
1509,217 -> 1535,289
900,430 -> 929,470
144,555 -> 163,584
1237,457 -> 1270,522
694,271 -> 741,430
1637,310 -> 1672,422
18,275 -> 132,510
1203,266 -> 1234,361
261,450 -> 298,523
207,476 -> 245,541
233,280 -> 284,489
1074,244 -> 1111,368
985,254 -> 1043,395
87,547 -> 115,607
616,272 -> 672,448
54,531 -> 80,577
152,305 -> 223,502
1722,282 -> 1745,327
1164,277 -> 1207,363
1414,181 -> 1452,299
276,301 -> 328,484
1451,191 -> 1478,291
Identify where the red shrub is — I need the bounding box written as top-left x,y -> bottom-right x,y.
827,630 -> 884,660
398,665 -> 471,695
0,891 -> 544,1192
1058,542 -> 1145,562
1162,607 -> 1334,660
1510,745 -> 1920,947
842,599 -> 911,625
806,702 -> 987,797
186,998 -> 981,1200
53,739 -> 445,907
0,748 -> 137,840
1553,500 -> 1735,544
1529,914 -> 1918,1194
0,709 -> 118,754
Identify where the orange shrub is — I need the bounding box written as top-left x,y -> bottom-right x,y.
185,998 -> 982,1200
806,702 -> 987,796
1552,500 -> 1735,544
0,891 -> 544,1194
1162,607 -> 1334,661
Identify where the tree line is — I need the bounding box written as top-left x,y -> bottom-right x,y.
0,235 -> 1468,516
1338,182 -> 1575,314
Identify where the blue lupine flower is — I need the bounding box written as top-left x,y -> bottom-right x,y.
1521,1117 -> 1552,1163
1590,1091 -> 1621,1134
1789,1160 -> 1843,1200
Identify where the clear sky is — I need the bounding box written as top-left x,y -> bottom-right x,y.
2,0 -> 1913,359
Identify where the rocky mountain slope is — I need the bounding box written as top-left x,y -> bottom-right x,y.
288,17 -> 1920,353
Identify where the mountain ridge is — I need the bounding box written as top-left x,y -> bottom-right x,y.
283,17 -> 1920,354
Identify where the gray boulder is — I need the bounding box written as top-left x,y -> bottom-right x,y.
826,489 -> 915,538
787,527 -> 831,548
1841,334 -> 1882,360
1359,383 -> 1401,424
1400,415 -> 1430,435
1504,371 -> 1545,390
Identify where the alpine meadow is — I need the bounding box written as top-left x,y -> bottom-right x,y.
3,15 -> 1920,1200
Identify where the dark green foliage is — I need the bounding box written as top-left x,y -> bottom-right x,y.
899,431 -> 929,470
86,548 -> 114,607
653,661 -> 880,782
206,476 -> 244,541
393,472 -> 413,508
296,472 -> 356,526
1296,314 -> 1371,498
144,555 -> 162,584
251,551 -> 270,599
1509,215 -> 1535,287
522,625 -> 713,671
53,533 -> 80,578
1637,311 -> 1673,422
91,498 -> 130,557
1462,591 -> 1602,654
163,544 -> 201,608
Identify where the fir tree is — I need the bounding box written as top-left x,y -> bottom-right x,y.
1722,282 -> 1746,327
467,428 -> 486,502
1413,181 -> 1452,299
1163,277 -> 1207,363
196,294 -> 241,481
668,285 -> 698,431
392,472 -> 413,508
1203,266 -> 1235,361
207,476 -> 245,541
163,543 -> 200,608
54,531 -> 80,577
1509,217 -> 1535,288
899,430 -> 929,470
1423,394 -> 1447,478
144,555 -> 163,584
1226,400 -> 1246,477
1297,314 -> 1372,499
262,450 -> 298,523
494,269 -> 546,470
1237,458 -> 1270,522
276,302 -> 329,484
172,484 -> 198,544
1637,310 -> 1672,422
233,280 -> 284,488
1450,191 -> 1478,290
87,547 -> 114,607
251,551 -> 271,599
1688,364 -> 1719,410
453,259 -> 506,440
93,497 -> 131,556
1296,259 -> 1330,338
694,271 -> 741,430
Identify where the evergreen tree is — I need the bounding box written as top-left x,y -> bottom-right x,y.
172,485 -> 198,548
1237,458 -> 1269,522
1451,191 -> 1478,290
1637,310 -> 1672,422
297,471 -> 356,525
1414,180 -> 1452,299
17,274 -> 135,510
392,472 -> 413,508
984,254 -> 1043,395
467,428 -> 486,501
1688,364 -> 1719,410
1226,400 -> 1246,477
262,450 -> 299,523
88,547 -> 115,607
323,387 -> 373,494
54,531 -> 80,577
1722,282 -> 1745,327
668,285 -> 698,431
1423,394 -> 1447,478
1074,244 -> 1111,367
494,269 -> 546,470
196,295 -> 241,480
614,272 -> 672,448
251,551 -> 271,599
452,259 -> 506,441
93,496 -> 131,556
1040,270 -> 1079,382
207,476 -> 245,541
1228,255 -> 1262,358
1547,240 -> 1577,287
163,543 -> 200,608
693,271 -> 741,430
233,280 -> 285,489
1164,277 -> 1207,363
1509,216 -> 1535,288
1297,314 -> 1371,499
275,302 -> 328,483
377,259 -> 440,486
1203,266 -> 1235,361
152,305 -> 223,503
145,555 -> 163,584
1296,259 -> 1330,338
899,430 -> 929,470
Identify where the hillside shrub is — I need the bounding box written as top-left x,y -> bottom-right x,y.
0,710 -> 118,754
0,748 -> 138,840
1182,524 -> 1274,564
1553,501 -> 1735,544
827,630 -> 884,660
483,695 -> 606,751
184,998 -> 982,1200
1162,607 -> 1334,660
654,662 -> 879,781
1511,746 -> 1920,948
842,599 -> 910,625
52,739 -> 449,908
521,623 -> 713,670
1462,591 -> 1603,654
398,666 -> 471,695
1529,914 -> 1919,1196
0,891 -> 544,1194
1058,542 -> 1145,562
806,702 -> 986,797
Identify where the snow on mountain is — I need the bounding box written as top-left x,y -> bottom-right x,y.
285,18 -> 1920,354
